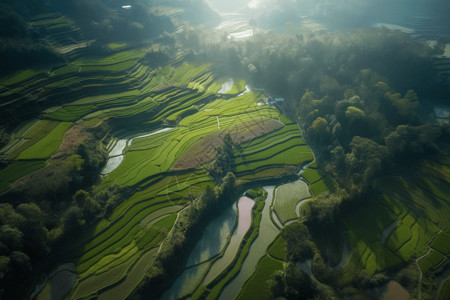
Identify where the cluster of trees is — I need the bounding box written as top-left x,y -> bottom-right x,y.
206,134 -> 237,183
268,222 -> 338,299
0,125 -> 130,298
299,80 -> 449,198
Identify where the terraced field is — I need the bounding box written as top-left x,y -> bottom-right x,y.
341,158 -> 450,283
0,53 -> 313,299
273,180 -> 311,224
301,163 -> 335,195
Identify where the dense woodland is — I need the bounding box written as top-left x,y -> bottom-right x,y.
0,0 -> 449,299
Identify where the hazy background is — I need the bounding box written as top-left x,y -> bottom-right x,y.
207,0 -> 450,39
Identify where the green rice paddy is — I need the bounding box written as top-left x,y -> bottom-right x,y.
237,256 -> 284,300
273,180 -> 311,224
17,122 -> 72,159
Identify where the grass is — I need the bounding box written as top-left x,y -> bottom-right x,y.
267,234 -> 286,261
0,69 -> 41,86
47,104 -> 96,121
385,214 -> 415,252
226,79 -> 247,95
237,256 -> 284,300
76,201 -> 178,273
431,231 -> 450,255
17,122 -> 72,159
108,42 -> 128,50
310,176 -> 335,195
273,180 -> 310,224
301,167 -> 327,184
5,120 -> 60,160
418,250 -> 446,272
341,165 -> 447,283
235,145 -> 313,174
97,248 -> 158,300
0,160 -> 46,193
342,196 -> 406,281
0,37 -> 316,298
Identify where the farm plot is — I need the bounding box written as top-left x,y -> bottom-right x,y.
342,195 -> 407,281
417,250 -> 447,273
17,122 -> 72,159
0,160 -> 46,193
226,79 -> 247,95
431,231 -> 450,255
342,161 -> 449,283
237,256 -> 284,300
301,166 -> 335,195
273,180 -> 311,224
104,91 -> 286,187
268,234 -> 286,260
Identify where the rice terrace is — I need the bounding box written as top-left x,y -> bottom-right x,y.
0,0 -> 449,299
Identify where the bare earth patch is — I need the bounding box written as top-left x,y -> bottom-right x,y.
53,125 -> 89,157
172,118 -> 283,170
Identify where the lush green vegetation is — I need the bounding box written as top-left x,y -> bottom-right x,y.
273,180 -> 310,224
431,231 -> 450,255
0,160 -> 46,193
237,256 -> 284,300
203,196 -> 266,300
268,234 -> 286,260
0,2 -> 449,299
17,122 -> 72,159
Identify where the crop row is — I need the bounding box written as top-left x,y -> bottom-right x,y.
236,255 -> 284,300
17,122 -> 72,160
342,196 -> 405,280
2,119 -> 60,160
107,170 -> 210,221
76,201 -> 180,274
0,160 -> 46,193
235,145 -> 313,174
241,124 -> 303,153
418,250 -> 447,273
76,172 -> 211,273
273,180 -> 311,224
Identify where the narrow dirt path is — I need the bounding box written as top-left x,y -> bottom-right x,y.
415,231 -> 439,299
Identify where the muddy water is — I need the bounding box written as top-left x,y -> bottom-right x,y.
219,186 -> 279,300
203,196 -> 255,284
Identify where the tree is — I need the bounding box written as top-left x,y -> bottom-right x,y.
72,189 -> 98,219
0,226 -> 23,253
283,222 -> 313,262
307,117 -> 330,145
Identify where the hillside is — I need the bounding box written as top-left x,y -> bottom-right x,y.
0,1 -> 449,300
